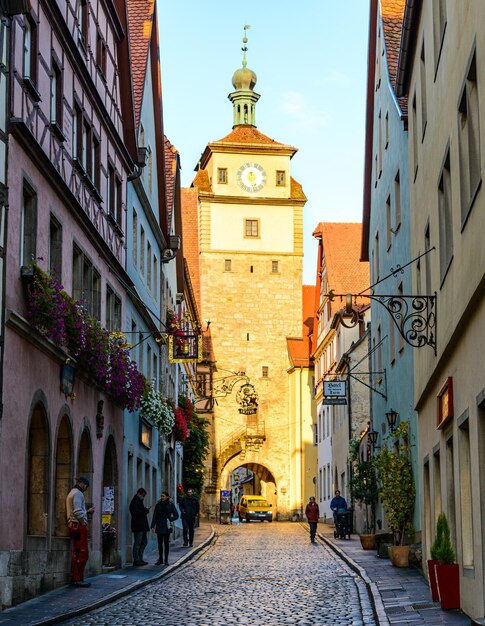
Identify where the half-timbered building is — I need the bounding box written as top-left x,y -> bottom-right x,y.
0,0 -> 141,605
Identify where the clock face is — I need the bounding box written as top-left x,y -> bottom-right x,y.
236,162 -> 267,193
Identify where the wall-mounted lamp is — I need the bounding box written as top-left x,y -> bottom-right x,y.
386,408 -> 399,432
161,235 -> 181,263
368,429 -> 380,450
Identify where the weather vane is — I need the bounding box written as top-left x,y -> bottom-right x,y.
242,24 -> 251,68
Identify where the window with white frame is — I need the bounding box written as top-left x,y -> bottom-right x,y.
21,181 -> 37,267
420,41 -> 427,139
458,51 -> 481,226
438,148 -> 453,282
432,0 -> 446,70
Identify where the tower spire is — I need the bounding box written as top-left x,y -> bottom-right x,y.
242,24 -> 250,68
229,25 -> 260,127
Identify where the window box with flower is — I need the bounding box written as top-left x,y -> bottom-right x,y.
26,264 -> 144,411
139,384 -> 175,436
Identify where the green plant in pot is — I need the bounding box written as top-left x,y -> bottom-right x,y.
433,513 -> 460,610
375,421 -> 415,566
427,513 -> 444,601
349,456 -> 378,549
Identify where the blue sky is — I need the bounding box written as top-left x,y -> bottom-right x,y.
158,1 -> 370,282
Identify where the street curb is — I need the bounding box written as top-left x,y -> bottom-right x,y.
29,528 -> 216,626
319,533 -> 390,626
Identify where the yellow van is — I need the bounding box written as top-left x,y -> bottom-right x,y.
238,495 -> 273,522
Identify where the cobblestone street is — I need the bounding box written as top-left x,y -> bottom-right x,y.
63,522 -> 375,626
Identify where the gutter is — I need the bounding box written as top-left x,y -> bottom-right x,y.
395,0 -> 422,98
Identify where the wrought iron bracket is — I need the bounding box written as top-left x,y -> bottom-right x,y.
328,292 -> 437,355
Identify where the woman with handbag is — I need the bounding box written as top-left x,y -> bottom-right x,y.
151,491 -> 179,565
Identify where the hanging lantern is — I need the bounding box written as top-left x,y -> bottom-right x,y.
168,333 -> 203,363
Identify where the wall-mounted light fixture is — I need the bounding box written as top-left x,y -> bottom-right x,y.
386,408 -> 399,432
161,235 -> 181,263
368,429 -> 380,450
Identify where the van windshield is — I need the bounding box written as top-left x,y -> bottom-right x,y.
248,499 -> 269,507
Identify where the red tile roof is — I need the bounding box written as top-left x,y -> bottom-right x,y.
126,0 -> 155,129
313,223 -> 370,317
287,285 -> 315,368
192,169 -> 212,193
164,136 -> 178,229
381,0 -> 407,115
291,177 -> 307,202
181,187 -> 201,311
216,125 -> 286,146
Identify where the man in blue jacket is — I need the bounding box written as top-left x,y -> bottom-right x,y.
330,490 -> 347,524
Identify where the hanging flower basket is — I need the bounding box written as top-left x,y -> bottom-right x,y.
26,264 -> 143,411
140,386 -> 175,435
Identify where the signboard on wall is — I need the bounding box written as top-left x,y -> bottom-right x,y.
102,486 -> 115,514
324,381 -> 346,397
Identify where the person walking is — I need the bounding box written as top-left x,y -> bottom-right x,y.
305,496 -> 320,543
151,492 -> 179,565
180,487 -> 200,547
330,489 -> 348,524
129,488 -> 150,566
66,476 -> 95,587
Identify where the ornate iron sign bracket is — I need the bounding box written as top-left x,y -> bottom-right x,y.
328,292 -> 437,355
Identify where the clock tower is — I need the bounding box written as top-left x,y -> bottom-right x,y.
187,29 -> 307,520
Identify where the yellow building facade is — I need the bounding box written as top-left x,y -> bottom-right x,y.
188,47 -> 309,519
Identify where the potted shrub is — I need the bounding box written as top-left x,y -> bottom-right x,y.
349,457 -> 378,550
433,513 -> 460,610
375,421 -> 416,567
427,513 -> 444,602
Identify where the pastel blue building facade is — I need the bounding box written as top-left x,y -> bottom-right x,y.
363,2 -> 420,532
121,38 -> 165,563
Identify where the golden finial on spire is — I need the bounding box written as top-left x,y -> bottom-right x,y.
242,24 -> 251,68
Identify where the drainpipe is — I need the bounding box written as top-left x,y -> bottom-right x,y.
300,366 -> 303,520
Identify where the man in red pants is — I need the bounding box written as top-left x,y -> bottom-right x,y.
66,476 -> 95,587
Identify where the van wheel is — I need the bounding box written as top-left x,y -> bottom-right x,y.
246,515 -> 250,523
268,519 -> 273,523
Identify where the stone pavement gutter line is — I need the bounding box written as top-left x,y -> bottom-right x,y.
0,526 -> 215,626
318,532 -> 390,626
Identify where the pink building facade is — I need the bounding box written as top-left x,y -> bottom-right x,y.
0,0 -> 139,607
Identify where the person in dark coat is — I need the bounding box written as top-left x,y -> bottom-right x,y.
305,496 -> 320,543
180,488 -> 200,547
129,488 -> 150,566
151,491 -> 179,565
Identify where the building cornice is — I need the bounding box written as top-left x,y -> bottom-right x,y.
197,193 -> 306,207
312,328 -> 336,360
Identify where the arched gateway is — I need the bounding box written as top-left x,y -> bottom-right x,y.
221,457 -> 278,517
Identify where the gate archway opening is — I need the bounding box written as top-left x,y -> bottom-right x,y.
221,461 -> 278,519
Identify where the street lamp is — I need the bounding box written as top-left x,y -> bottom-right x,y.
386,408 -> 399,432
368,430 -> 380,451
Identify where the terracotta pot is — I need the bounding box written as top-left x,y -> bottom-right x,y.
435,563 -> 460,610
390,545 -> 410,567
427,559 -> 439,602
359,534 -> 377,550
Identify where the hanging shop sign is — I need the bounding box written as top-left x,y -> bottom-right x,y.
324,380 -> 346,397
323,380 -> 347,405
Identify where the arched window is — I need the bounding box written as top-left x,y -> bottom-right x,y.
54,416 -> 72,536
27,404 -> 50,535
